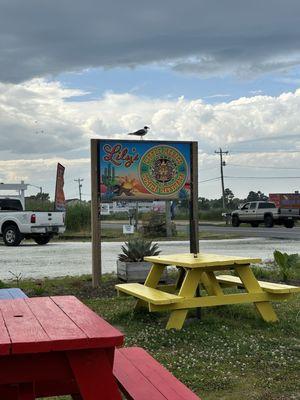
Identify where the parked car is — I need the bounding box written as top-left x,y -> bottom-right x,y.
0,198 -> 65,246
231,201 -> 300,228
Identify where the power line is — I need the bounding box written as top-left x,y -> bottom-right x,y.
227,163 -> 300,170
229,150 -> 300,154
227,177 -> 300,179
199,177 -> 221,183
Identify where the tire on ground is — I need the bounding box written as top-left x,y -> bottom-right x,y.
232,215 -> 240,227
34,235 -> 51,245
284,220 -> 294,229
3,225 -> 23,246
264,214 -> 274,228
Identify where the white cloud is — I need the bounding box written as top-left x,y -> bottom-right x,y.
0,79 -> 300,198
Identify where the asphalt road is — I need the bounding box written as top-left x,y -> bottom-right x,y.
102,221 -> 300,240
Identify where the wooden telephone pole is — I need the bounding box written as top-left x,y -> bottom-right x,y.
214,148 -> 228,208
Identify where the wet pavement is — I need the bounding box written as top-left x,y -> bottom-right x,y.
0,238 -> 299,280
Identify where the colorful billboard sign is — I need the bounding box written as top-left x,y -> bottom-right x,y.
54,163 -> 66,211
99,140 -> 191,201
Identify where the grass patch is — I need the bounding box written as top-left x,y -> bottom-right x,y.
4,272 -> 299,400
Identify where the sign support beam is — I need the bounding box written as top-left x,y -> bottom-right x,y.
91,139 -> 101,287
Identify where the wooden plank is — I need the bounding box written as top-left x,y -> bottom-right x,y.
0,299 -> 51,354
0,289 -> 13,300
114,349 -> 168,400
25,297 -> 89,351
116,283 -> 184,305
216,275 -> 300,294
51,296 -> 124,347
144,253 -> 261,269
8,288 -> 28,299
115,347 -> 200,400
0,309 -> 11,355
0,288 -> 27,300
149,292 -> 276,312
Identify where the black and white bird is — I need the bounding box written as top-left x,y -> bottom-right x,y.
128,126 -> 149,140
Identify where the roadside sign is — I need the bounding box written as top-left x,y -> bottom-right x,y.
123,224 -> 135,234
100,203 -> 110,215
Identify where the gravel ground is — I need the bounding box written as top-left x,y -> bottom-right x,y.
1,237 -> 299,280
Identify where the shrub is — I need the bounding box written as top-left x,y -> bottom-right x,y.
118,238 -> 160,262
273,250 -> 300,282
65,203 -> 91,232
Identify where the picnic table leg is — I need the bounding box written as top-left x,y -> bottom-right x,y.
235,265 -> 278,322
18,383 -> 35,400
200,271 -> 224,296
166,269 -> 202,330
68,348 -> 122,400
135,263 -> 166,311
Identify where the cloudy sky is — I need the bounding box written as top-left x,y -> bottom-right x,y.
1,0 -> 300,200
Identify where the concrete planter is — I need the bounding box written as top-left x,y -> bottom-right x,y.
117,260 -> 167,283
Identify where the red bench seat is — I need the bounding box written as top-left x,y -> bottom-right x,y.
114,347 -> 200,400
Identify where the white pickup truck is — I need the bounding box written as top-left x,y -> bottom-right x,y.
231,201 -> 300,228
0,198 -> 65,246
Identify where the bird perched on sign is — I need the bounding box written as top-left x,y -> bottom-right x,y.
128,126 -> 149,140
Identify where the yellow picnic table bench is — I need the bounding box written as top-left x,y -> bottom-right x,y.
116,253 -> 300,330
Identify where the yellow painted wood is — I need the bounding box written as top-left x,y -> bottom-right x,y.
135,263 -> 166,310
166,268 -> 203,330
156,284 -> 177,294
144,263 -> 166,287
216,275 -> 300,294
144,253 -> 261,269
235,266 -> 278,322
201,271 -> 224,296
116,283 -> 184,305
150,292 -> 279,312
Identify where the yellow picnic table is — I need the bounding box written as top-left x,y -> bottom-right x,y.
116,253 -> 300,330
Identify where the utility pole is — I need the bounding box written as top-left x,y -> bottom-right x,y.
214,148 -> 228,208
74,178 -> 84,202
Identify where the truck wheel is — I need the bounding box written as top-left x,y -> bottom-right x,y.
264,215 -> 274,228
34,235 -> 51,245
251,222 -> 259,227
284,220 -> 294,228
3,225 -> 22,246
232,215 -> 240,227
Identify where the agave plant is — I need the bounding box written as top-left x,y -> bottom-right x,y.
118,238 -> 161,262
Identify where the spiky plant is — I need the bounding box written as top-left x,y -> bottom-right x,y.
118,238 -> 161,262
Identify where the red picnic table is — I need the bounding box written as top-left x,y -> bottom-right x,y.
0,295 -> 124,399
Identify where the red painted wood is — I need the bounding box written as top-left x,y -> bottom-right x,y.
0,353 -> 73,385
114,349 -> 167,400
0,296 -> 123,399
18,383 -> 35,400
0,384 -> 18,400
114,347 -> 201,400
68,348 -> 122,400
0,309 -> 11,355
25,297 -> 89,351
0,299 -> 50,354
52,296 -> 124,348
